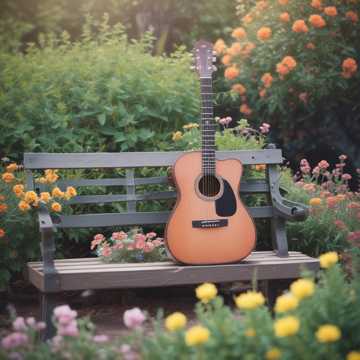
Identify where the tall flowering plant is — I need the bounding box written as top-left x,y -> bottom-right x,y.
90,228 -> 167,263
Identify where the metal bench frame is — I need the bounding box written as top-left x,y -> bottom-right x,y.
24,147 -> 319,339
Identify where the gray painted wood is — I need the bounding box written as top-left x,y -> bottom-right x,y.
27,251 -> 319,292
51,206 -> 274,228
24,150 -> 283,169
126,169 -> 136,212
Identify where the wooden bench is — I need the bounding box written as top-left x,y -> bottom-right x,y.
24,147 -> 319,339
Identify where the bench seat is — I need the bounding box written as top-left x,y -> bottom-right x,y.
28,251 -> 319,292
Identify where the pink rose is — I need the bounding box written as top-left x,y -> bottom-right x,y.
342,173 -> 352,181
318,160 -> 330,170
143,242 -> 155,253
135,233 -> 146,242
58,320 -> 79,337
1,332 -> 28,349
53,305 -> 77,325
12,317 -> 27,332
339,154 -> 347,161
112,231 -> 127,241
102,246 -> 112,257
123,308 -> 146,329
152,238 -> 163,247
93,335 -> 109,343
113,241 -> 124,250
135,239 -> 145,250
91,234 -> 106,250
259,122 -> 270,134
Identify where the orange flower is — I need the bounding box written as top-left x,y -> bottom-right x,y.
40,192 -> 51,203
324,6 -> 337,17
242,14 -> 253,25
232,83 -> 247,95
0,228 -> 5,238
24,191 -> 38,204
346,11 -> 358,23
221,54 -> 232,66
51,202 -> 62,212
311,0 -> 322,9
280,12 -> 290,22
224,66 -> 240,80
232,27 -> 247,40
66,186 -> 77,198
241,42 -> 256,57
2,172 -> 15,183
261,73 -> 273,88
52,187 -> 65,198
44,169 -> 59,184
276,63 -> 290,76
336,194 -> 346,201
306,42 -> 316,50
282,56 -> 297,70
240,104 -> 252,115
309,197 -> 322,206
255,164 -> 266,171
309,14 -> 326,28
13,184 -> 24,197
18,200 -> 31,212
342,58 -> 358,78
227,42 -> 242,56
259,88 -> 267,98
292,19 -> 309,33
256,1 -> 268,10
278,0 -> 289,4
0,204 -> 8,213
326,196 -> 338,208
0,195 -> 5,201
257,27 -> 272,41
214,39 -> 226,55
6,163 -> 18,172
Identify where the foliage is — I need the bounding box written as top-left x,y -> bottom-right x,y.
215,0 -> 360,165
282,155 -> 360,256
91,228 -> 167,263
0,160 -> 77,290
0,16 -> 199,161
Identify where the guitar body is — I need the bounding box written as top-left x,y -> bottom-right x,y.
165,151 -> 256,265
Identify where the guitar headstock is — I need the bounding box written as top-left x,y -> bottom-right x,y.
192,40 -> 217,78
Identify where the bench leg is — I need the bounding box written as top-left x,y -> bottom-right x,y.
40,292 -> 57,340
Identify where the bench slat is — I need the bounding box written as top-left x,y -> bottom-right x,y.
27,251 -> 319,292
24,150 -> 283,169
53,207 -> 274,228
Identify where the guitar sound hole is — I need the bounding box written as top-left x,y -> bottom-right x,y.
198,175 -> 221,197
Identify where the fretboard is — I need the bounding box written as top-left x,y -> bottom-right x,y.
200,77 -> 215,175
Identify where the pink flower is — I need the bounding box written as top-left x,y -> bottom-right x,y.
127,244 -> 135,250
259,122 -> 270,134
93,335 -> 109,343
135,238 -> 145,250
348,231 -> 360,242
334,220 -> 347,230
300,159 -> 309,166
152,238 -> 163,247
51,335 -> 63,352
1,332 -> 28,349
112,231 -> 127,241
58,320 -> 79,337
339,154 -> 347,161
303,183 -> 316,192
120,344 -> 138,360
123,308 -> 146,329
318,160 -> 330,170
25,317 -> 35,328
102,246 -> 112,257
135,233 -> 147,242
219,116 -> 232,126
12,317 -> 27,332
342,173 -> 352,181
91,234 -> 106,250
113,241 -> 124,250
347,202 -> 360,209
143,242 -> 155,253
145,232 -> 157,239
53,305 -> 77,325
294,181 -> 304,188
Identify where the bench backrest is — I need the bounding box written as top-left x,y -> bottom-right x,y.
24,150 -> 283,230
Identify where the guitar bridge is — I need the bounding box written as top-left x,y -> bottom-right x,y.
192,219 -> 228,228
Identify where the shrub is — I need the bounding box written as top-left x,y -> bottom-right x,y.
0,16 -> 199,160
215,0 -> 360,161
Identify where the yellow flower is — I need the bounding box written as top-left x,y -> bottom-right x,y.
13,184 -> 25,197
165,312 -> 187,332
266,347 -> 282,360
52,187 -> 64,198
274,316 -> 300,337
18,200 -> 31,212
347,351 -> 360,360
290,279 -> 315,300
172,131 -> 183,141
36,177 -> 47,184
309,197 -> 322,206
319,251 -> 339,269
245,328 -> 256,337
274,293 -> 299,313
40,192 -> 51,203
65,186 -> 77,198
2,172 -> 15,183
235,291 -> 265,310
316,324 -> 341,343
51,202 -> 62,212
196,283 -> 217,303
183,123 -> 199,130
24,191 -> 38,204
185,325 -> 210,346
6,163 -> 18,172
45,169 -> 59,183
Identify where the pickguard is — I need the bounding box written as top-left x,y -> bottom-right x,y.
215,178 -> 237,217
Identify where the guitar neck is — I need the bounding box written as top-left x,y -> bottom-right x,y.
200,77 -> 216,175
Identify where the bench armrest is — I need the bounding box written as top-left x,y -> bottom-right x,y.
38,204 -> 56,231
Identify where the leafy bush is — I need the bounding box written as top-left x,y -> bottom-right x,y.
214,0 -> 360,162
0,16 -> 199,160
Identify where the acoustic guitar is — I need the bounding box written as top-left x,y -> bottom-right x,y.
165,40 -> 256,265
